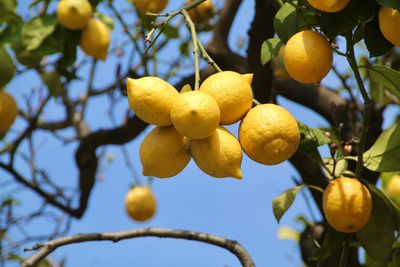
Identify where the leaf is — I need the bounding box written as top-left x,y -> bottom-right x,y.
0,18 -> 23,46
180,84 -> 192,93
316,0 -> 377,38
322,158 -> 348,178
0,45 -> 16,88
364,17 -> 394,57
272,185 -> 303,223
357,184 -> 397,263
260,38 -> 282,65
42,71 -> 63,97
21,15 -> 58,51
56,29 -> 80,69
273,3 -> 297,43
298,121 -> 331,152
277,226 -> 300,242
376,0 -> 400,9
163,25 -> 180,39
94,12 -> 115,30
29,0 -> 51,8
363,65 -> 400,101
0,0 -> 18,22
316,226 -> 346,260
359,120 -> 400,172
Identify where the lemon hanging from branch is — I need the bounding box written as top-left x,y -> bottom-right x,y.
0,91 -> 18,133
80,18 -> 111,60
125,186 -> 157,222
57,0 -> 92,30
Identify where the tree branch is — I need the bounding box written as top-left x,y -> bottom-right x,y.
22,228 -> 255,267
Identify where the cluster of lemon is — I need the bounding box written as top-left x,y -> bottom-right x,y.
126,71 -> 300,180
56,0 -> 111,60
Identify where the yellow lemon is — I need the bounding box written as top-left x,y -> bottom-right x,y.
125,186 -> 156,222
190,126 -> 243,179
199,71 -> 253,125
386,175 -> 400,198
307,0 -> 350,13
379,6 -> 400,47
272,45 -> 290,81
239,104 -> 300,165
284,30 -> 333,84
0,91 -> 18,132
187,0 -> 215,24
170,90 -> 220,139
56,0 -> 92,30
127,77 -> 178,126
80,18 -> 111,60
323,177 -> 372,233
140,126 -> 191,178
134,0 -> 168,14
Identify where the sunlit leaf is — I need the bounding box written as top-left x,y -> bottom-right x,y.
278,226 -> 300,242
260,37 -> 282,65
273,3 -> 297,43
272,185 -> 303,223
298,121 -> 331,152
0,0 -> 18,22
363,65 -> 400,101
21,15 -> 58,51
0,45 -> 16,88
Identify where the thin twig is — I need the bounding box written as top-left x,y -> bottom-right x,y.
182,9 -> 200,90
22,228 -> 255,267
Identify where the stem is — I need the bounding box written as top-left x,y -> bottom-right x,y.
345,32 -> 372,180
339,234 -> 351,267
182,10 -> 200,90
197,39 -> 222,72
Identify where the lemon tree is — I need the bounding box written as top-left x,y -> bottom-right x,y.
2,0 -> 400,266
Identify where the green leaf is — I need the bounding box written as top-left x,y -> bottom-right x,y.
21,15 -> 58,51
0,45 -> 16,88
322,158 -> 348,178
0,18 -> 23,46
364,17 -> 394,57
376,0 -> 400,9
163,25 -> 180,39
42,71 -> 63,97
56,29 -> 80,69
272,185 -> 303,223
94,12 -> 115,30
260,38 -> 282,65
365,253 -> 387,267
273,3 -> 297,43
0,0 -> 18,22
358,120 -> 400,172
298,121 -> 331,152
180,84 -> 192,93
316,226 -> 346,260
316,0 -> 377,38
357,184 -> 397,263
363,65 -> 400,101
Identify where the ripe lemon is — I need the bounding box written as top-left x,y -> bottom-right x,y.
170,90 -> 220,139
80,18 -> 110,60
323,177 -> 372,233
134,0 -> 168,14
284,30 -> 333,84
187,0 -> 215,25
56,0 -> 92,30
140,126 -> 191,178
125,186 -> 156,222
386,175 -> 400,199
127,77 -> 178,126
379,6 -> 400,47
199,71 -> 253,125
0,91 -> 18,132
239,104 -> 300,165
307,0 -> 350,13
272,45 -> 290,81
190,126 -> 243,179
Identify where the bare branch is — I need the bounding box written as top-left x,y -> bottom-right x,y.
23,228 -> 255,267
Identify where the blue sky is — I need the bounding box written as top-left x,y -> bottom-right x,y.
2,0 -> 400,266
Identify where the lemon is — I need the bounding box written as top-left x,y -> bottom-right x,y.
187,0 -> 215,25
0,91 -> 18,132
134,0 -> 168,14
190,126 -> 243,179
140,126 -> 191,178
379,6 -> 400,47
239,104 -> 300,165
307,0 -> 350,13
80,18 -> 110,60
170,91 -> 220,139
272,45 -> 290,81
127,77 -> 178,126
323,177 -> 372,233
386,175 -> 400,199
56,0 -> 92,30
284,30 -> 333,84
199,71 -> 253,125
125,186 -> 156,222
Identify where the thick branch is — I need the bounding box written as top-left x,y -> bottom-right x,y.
23,228 -> 255,267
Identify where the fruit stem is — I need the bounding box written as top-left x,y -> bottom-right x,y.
339,234 -> 351,267
182,9 -> 200,90
345,32 -> 372,180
